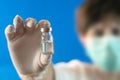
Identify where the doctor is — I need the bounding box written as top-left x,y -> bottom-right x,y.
5,0 -> 120,80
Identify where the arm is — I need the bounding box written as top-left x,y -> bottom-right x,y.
53,60 -> 81,80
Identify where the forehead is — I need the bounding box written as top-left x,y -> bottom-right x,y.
91,16 -> 120,29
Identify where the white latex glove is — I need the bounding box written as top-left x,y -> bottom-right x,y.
5,15 -> 53,79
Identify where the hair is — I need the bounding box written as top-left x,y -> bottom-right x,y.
77,0 -> 120,35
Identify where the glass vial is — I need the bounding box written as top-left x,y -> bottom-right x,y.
41,26 -> 54,55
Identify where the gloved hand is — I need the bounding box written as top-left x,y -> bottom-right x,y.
5,15 -> 53,79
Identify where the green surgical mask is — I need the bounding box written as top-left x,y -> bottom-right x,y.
86,36 -> 120,72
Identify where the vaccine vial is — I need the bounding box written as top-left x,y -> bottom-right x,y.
40,26 -> 54,55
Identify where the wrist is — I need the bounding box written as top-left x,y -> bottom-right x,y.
20,64 -> 50,80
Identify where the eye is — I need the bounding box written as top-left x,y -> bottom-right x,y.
112,28 -> 120,36
94,29 -> 103,37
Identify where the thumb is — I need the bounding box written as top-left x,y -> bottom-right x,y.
39,52 -> 52,67
38,20 -> 53,67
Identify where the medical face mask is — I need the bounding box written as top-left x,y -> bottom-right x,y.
86,36 -> 120,72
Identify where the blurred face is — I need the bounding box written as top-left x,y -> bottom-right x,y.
78,15 -> 120,72
80,16 -> 120,45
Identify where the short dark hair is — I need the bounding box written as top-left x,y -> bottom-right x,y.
77,0 -> 120,35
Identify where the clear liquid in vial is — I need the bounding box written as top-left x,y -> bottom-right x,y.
41,40 -> 54,55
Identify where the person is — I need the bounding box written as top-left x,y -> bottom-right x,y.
5,0 -> 120,80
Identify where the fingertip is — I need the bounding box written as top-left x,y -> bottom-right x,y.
5,25 -> 15,40
13,15 -> 23,27
5,25 -> 14,34
38,20 -> 51,28
25,18 -> 37,28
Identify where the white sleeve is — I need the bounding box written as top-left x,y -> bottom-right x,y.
53,62 -> 78,80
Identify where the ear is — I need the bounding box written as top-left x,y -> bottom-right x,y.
79,34 -> 87,46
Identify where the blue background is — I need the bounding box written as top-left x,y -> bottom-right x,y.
0,0 -> 91,80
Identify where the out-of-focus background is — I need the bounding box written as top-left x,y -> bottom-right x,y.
0,0 -> 91,80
